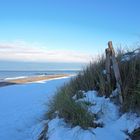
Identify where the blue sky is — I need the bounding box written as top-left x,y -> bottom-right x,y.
0,0 -> 140,70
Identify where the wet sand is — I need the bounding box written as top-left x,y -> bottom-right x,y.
0,74 -> 70,87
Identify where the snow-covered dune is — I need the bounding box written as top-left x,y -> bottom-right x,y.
46,91 -> 140,140
0,77 -> 70,140
0,76 -> 140,140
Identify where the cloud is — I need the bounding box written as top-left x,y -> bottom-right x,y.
0,41 -> 93,63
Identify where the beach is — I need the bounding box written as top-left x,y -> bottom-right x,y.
0,75 -> 71,140
0,74 -> 71,87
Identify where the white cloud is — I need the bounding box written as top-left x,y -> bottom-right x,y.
0,41 -> 93,63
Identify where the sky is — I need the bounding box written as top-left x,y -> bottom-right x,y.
0,0 -> 140,70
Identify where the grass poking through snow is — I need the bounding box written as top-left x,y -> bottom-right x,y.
46,47 -> 140,130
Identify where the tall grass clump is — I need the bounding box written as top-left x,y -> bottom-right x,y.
47,85 -> 96,129
46,55 -> 106,129
46,47 -> 140,130
119,50 -> 140,111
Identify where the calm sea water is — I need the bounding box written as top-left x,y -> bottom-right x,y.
0,70 -> 79,80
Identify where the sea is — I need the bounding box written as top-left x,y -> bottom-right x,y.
0,70 -> 80,81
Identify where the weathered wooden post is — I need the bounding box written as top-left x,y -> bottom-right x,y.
108,41 -> 123,104
105,48 -> 111,96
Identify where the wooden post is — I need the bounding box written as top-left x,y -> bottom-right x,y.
108,41 -> 123,104
105,48 -> 111,96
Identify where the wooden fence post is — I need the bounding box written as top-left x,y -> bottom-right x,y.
108,41 -> 123,104
105,48 -> 111,96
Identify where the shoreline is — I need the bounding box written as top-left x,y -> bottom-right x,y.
0,74 -> 72,87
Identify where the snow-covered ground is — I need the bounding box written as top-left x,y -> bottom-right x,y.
0,77 -> 70,140
46,91 -> 140,140
0,77 -> 140,140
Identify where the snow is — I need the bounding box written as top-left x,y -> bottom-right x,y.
46,91 -> 140,140
46,117 -> 127,140
121,48 -> 140,62
102,69 -> 107,75
77,91 -> 119,125
0,77 -> 70,140
114,113 -> 140,133
47,118 -> 95,140
110,88 -> 119,98
4,76 -> 28,80
0,78 -> 140,140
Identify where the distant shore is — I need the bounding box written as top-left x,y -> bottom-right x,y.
0,74 -> 72,87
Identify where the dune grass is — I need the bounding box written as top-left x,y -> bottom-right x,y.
46,47 -> 140,130
47,85 -> 96,129
120,56 -> 140,111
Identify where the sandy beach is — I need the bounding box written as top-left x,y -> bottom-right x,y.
0,74 -> 71,87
